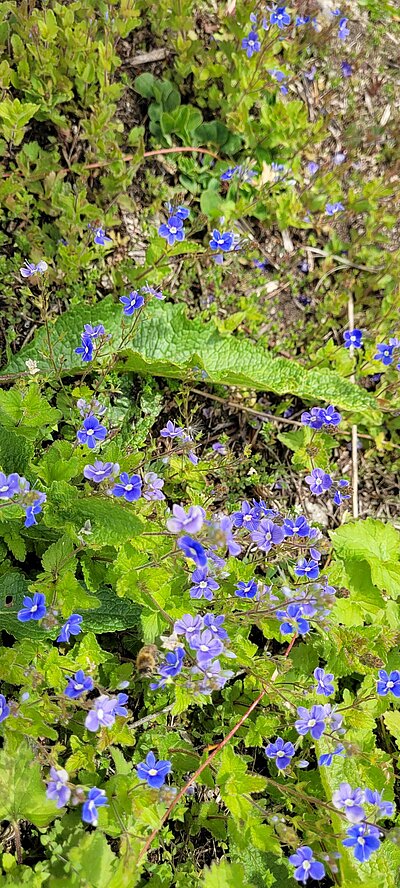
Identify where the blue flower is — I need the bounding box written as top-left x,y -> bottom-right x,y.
167,504 -> 204,534
374,343 -> 395,366
24,491 -> 46,528
75,335 -> 94,362
0,694 -> 10,724
82,787 -> 108,825
221,166 -> 239,181
305,468 -> 332,495
283,515 -> 310,537
190,568 -> 219,601
46,767 -> 71,809
209,230 -> 234,252
83,324 -> 105,339
301,407 -> 324,429
277,604 -> 310,635
57,613 -> 83,643
318,744 -> 345,766
189,629 -> 224,664
177,535 -> 208,568
320,405 -> 341,426
20,259 -> 48,278
203,614 -> 228,640
84,461 -> 118,483
143,471 -> 165,501
377,669 -> 400,696
235,579 -> 258,599
295,704 -> 326,740
265,737 -> 295,769
158,215 -> 185,246
341,61 -> 352,77
332,783 -> 365,823
251,518 -> 285,552
136,751 -> 172,789
314,667 -> 334,696
152,647 -> 186,687
160,420 -> 185,439
289,846 -> 325,883
296,15 -> 310,25
85,695 -> 116,732
268,69 -> 287,83
77,415 -> 107,449
141,283 -> 164,300
342,824 -> 381,862
344,329 -> 363,348
93,228 -> 112,246
165,203 -> 189,220
120,291 -> 145,316
364,788 -> 394,818
0,472 -> 20,499
17,592 -> 47,622
326,201 -> 344,215
307,161 -> 319,175
64,670 -> 93,699
294,558 -> 320,580
112,472 -> 142,502
232,501 -> 260,532
241,31 -> 261,58
270,6 -> 291,28
338,17 -> 350,39
174,613 -> 203,638
110,692 -> 129,717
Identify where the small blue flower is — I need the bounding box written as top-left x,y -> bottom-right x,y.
320,405 -> 341,426
270,6 -> 291,28
376,669 -> 400,697
84,461 -> 118,483
75,335 -> 94,362
166,504 -> 204,535
17,592 -> 47,622
342,824 -> 381,862
289,846 -> 325,883
235,579 -> 258,599
314,667 -> 334,696
82,787 -> 108,825
318,744 -> 345,766
158,215 -> 185,246
160,420 -> 186,439
364,788 -> 394,818
341,61 -> 352,77
110,692 -> 129,717
46,767 -> 71,809
232,501 -> 260,532
174,613 -> 203,638
0,472 -> 20,499
307,161 -> 319,175
203,614 -> 228,640
24,491 -> 46,528
344,329 -> 363,348
20,259 -> 48,278
305,468 -> 332,496
77,415 -> 107,449
251,518 -> 285,552
136,751 -> 172,789
190,568 -> 219,601
83,324 -> 105,339
64,670 -> 93,699
338,17 -> 350,39
283,515 -> 310,537
296,15 -> 310,25
277,604 -> 310,636
93,228 -> 112,246
301,407 -> 324,429
141,284 -> 164,300
152,647 -> 186,687
326,201 -> 345,215
294,558 -> 320,580
295,705 -> 326,740
374,343 -> 395,366
57,613 -> 83,643
0,694 -> 10,724
112,472 -> 142,503
241,31 -> 261,58
209,229 -> 234,252
189,629 -> 224,664
120,291 -> 145,316
332,782 -> 365,823
177,535 -> 208,568
265,737 -> 295,769
165,203 -> 189,220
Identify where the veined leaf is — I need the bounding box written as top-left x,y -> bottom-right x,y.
2,300 -> 380,420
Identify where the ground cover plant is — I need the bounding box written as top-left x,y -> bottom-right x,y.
0,0 -> 400,885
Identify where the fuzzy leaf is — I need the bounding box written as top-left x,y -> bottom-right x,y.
0,737 -> 57,827
2,300 -> 379,420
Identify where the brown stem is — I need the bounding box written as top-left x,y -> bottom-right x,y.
12,821 -> 22,865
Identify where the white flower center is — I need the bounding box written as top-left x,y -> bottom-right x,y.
387,681 -> 394,688
97,708 -> 104,719
125,484 -> 133,491
303,861 -> 311,871
200,645 -> 209,652
75,683 -> 83,690
358,837 -> 365,845
149,768 -> 158,776
31,605 -> 38,613
345,798 -> 354,807
277,751 -> 285,757
87,429 -> 94,436
0,486 -> 8,492
308,719 -> 316,727
170,227 -> 177,234
56,781 -> 63,790
199,581 -> 207,588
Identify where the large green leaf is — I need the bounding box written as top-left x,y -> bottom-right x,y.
2,299 -> 379,420
201,860 -> 256,888
331,519 -> 400,598
82,587 -> 141,633
0,737 -> 57,827
44,482 -> 144,546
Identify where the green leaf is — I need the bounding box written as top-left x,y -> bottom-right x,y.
133,72 -> 156,98
82,587 -> 141,634
0,572 -> 50,641
383,710 -> 400,748
332,518 -> 400,562
0,737 -> 57,827
201,860 -> 256,888
44,482 -> 144,546
0,426 -> 33,474
3,300 -> 380,421
68,831 -> 117,888
0,385 -> 61,439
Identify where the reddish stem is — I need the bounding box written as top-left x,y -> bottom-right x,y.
83,146 -> 220,172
